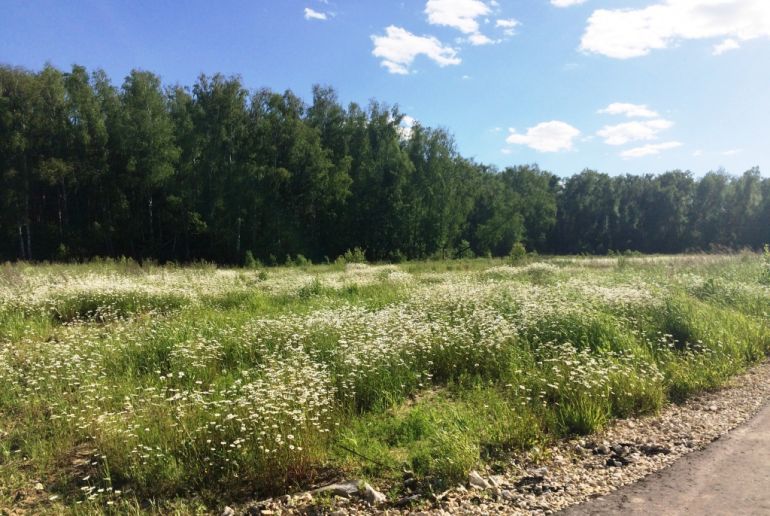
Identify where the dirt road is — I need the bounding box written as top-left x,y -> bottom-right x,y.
563,400 -> 770,516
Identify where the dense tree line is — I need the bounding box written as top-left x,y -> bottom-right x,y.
1,64 -> 768,263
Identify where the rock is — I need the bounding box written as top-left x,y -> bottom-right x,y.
531,467 -> 548,477
220,507 -> 235,516
404,477 -> 418,489
361,483 -> 387,505
395,494 -> 422,507
488,475 -> 504,487
468,471 -> 490,489
709,404 -> 718,412
34,482 -> 44,491
312,480 -> 360,498
641,443 -> 672,455
501,489 -> 516,501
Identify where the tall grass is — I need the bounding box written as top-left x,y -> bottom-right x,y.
0,253 -> 767,512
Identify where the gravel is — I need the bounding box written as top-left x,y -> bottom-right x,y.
234,360 -> 770,515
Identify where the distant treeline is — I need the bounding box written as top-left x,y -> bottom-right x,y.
1,64 -> 768,263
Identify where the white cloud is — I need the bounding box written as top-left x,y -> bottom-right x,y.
580,0 -> 770,59
304,7 -> 328,20
468,33 -> 495,45
597,119 -> 673,146
506,121 -> 581,152
620,141 -> 682,159
713,37 -> 741,54
693,149 -> 704,157
496,18 -> 520,36
425,0 -> 491,34
425,0 -> 499,44
552,0 -> 587,6
598,102 -> 659,118
371,26 -> 461,74
501,148 -> 513,155
398,115 -> 418,139
496,18 -> 520,28
722,148 -> 743,155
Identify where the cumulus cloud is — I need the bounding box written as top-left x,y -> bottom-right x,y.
304,7 -> 328,20
371,26 -> 461,74
598,102 -> 659,118
425,0 -> 499,44
425,0 -> 491,34
620,141 -> 682,159
597,119 -> 673,146
713,37 -> 741,54
552,0 -> 587,6
580,0 -> 770,59
506,121 -> 581,152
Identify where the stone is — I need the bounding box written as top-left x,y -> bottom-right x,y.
468,470 -> 490,489
361,483 -> 387,505
312,480 -> 360,498
395,494 -> 422,507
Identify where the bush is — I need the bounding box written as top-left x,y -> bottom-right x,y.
761,244 -> 770,284
508,242 -> 527,264
455,240 -> 475,259
340,247 -> 366,264
243,250 -> 259,269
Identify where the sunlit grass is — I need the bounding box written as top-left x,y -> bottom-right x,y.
0,253 -> 768,512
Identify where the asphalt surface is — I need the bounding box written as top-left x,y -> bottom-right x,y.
563,401 -> 770,516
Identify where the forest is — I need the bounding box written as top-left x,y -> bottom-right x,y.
1,63 -> 768,264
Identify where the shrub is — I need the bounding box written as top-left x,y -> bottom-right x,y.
508,242 -> 527,264
243,250 -> 259,269
761,244 -> 770,284
340,247 -> 366,264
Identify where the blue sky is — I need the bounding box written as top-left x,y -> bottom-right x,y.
1,0 -> 768,177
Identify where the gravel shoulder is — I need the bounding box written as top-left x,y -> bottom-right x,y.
236,360 -> 770,515
562,392 -> 770,516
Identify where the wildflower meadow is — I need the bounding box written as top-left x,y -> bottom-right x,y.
1,253 -> 768,513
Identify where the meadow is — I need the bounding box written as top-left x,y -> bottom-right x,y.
1,253 -> 769,513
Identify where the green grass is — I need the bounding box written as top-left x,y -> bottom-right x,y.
0,253 -> 768,513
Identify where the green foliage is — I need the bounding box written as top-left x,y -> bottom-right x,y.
761,244 -> 770,284
341,247 -> 367,264
508,242 -> 527,264
3,64 -> 769,265
243,250 -> 259,269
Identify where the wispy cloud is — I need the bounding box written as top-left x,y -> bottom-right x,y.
303,7 -> 328,21
551,0 -> 587,7
598,102 -> 659,118
620,141 -> 682,159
